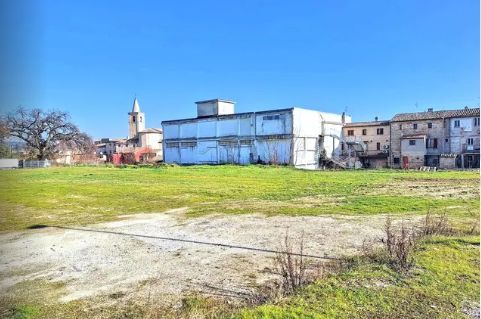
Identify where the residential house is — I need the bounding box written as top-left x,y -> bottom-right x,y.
390,107 -> 480,169
447,109 -> 480,168
342,119 -> 390,168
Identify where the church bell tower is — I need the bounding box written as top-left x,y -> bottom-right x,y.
128,97 -> 145,139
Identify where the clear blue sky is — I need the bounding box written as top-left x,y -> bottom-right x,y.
2,0 -> 479,139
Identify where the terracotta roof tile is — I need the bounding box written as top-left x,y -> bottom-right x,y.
392,107 -> 480,122
344,120 -> 390,127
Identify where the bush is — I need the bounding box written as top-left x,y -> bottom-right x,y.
420,212 -> 453,236
381,216 -> 418,271
375,212 -> 459,272
273,231 -> 307,294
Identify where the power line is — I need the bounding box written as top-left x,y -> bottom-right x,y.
33,224 -> 339,260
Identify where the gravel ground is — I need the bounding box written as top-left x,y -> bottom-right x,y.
0,209 -> 414,306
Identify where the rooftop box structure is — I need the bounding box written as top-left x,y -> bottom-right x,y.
196,99 -> 235,117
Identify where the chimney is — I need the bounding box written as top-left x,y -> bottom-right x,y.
374,116 -> 378,121
427,108 -> 433,112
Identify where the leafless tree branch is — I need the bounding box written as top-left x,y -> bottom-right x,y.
3,107 -> 94,160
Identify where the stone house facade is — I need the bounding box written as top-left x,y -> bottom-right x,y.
341,120 -> 390,168
447,114 -> 480,168
390,107 -> 480,169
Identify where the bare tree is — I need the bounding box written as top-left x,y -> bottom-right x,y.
0,121 -> 10,157
0,121 -> 8,142
3,107 -> 93,160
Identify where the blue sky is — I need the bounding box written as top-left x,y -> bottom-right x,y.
2,0 -> 479,139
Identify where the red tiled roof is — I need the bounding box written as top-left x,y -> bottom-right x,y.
344,120 -> 390,127
392,107 -> 480,122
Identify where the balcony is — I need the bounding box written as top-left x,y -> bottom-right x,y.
358,150 -> 390,158
341,150 -> 389,158
462,144 -> 480,153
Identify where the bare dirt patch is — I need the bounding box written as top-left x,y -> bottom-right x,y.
0,209 -> 419,308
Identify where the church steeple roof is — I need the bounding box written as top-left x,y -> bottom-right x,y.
132,97 -> 140,113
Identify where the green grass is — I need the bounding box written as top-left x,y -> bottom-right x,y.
7,235 -> 476,319
234,235 -> 480,319
0,165 -> 479,231
0,165 -> 479,318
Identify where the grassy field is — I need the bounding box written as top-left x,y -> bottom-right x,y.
0,165 -> 479,231
235,235 -> 480,319
0,165 -> 479,318
4,234 -> 479,319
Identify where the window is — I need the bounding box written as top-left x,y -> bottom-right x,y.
263,115 -> 280,121
132,116 -> 136,123
426,138 -> 438,149
427,123 -> 432,128
140,116 -> 143,122
376,128 -> 384,135
393,157 -> 400,164
362,129 -> 367,135
475,117 -> 480,126
467,138 -> 474,145
454,120 -> 460,127
240,140 -> 253,146
376,142 -> 381,150
413,123 -> 418,129
166,142 -> 179,148
181,141 -> 197,148
445,138 -> 449,143
219,140 -> 237,147
409,140 -> 416,146
347,130 -> 354,136
399,124 -> 402,129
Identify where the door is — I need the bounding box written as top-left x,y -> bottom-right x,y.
402,156 -> 409,169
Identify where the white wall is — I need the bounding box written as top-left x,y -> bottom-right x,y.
449,117 -> 480,153
164,111 -> 292,165
320,111 -> 348,158
255,111 -> 292,136
255,139 -> 291,164
139,132 -> 163,156
197,101 -> 235,117
0,159 -> 19,169
451,118 -> 473,131
291,108 -> 347,168
401,137 -> 426,156
217,101 -> 235,115
163,107 -> 346,168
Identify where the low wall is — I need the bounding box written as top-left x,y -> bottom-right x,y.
0,159 -> 19,169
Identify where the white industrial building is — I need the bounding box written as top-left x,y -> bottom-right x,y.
162,99 -> 350,169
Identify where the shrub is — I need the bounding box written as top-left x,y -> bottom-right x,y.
381,216 -> 418,272
420,211 -> 453,236
273,231 -> 307,294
